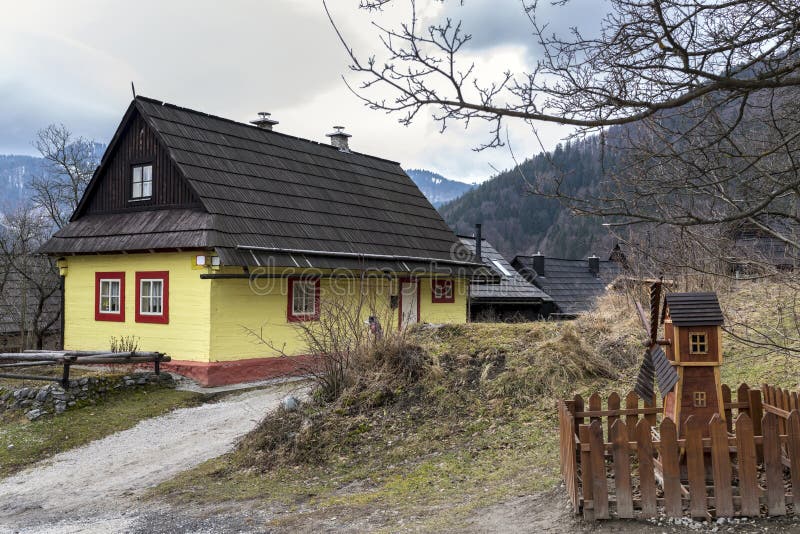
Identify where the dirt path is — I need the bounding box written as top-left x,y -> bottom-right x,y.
0,382 -> 303,533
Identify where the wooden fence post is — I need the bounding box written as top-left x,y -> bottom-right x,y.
710,415 -> 734,517
737,383 -> 751,418
588,421 -> 609,519
762,412 -> 787,516
684,416 -> 706,519
659,418 -> 682,517
607,392 -> 620,438
611,420 -> 633,518
579,424 -> 594,521
721,385 -> 732,432
734,413 -> 760,517
786,411 -> 800,510
748,388 -> 764,462
635,419 -> 657,518
625,391 -> 639,430
574,394 -> 585,438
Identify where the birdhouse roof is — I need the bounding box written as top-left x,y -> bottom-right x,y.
663,292 -> 724,326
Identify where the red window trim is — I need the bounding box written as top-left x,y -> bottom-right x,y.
95,272 -> 126,322
431,279 -> 455,303
135,271 -> 169,324
287,278 -> 320,322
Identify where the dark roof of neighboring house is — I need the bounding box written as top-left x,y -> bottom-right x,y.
42,97 -> 484,276
458,237 -> 552,303
663,292 -> 724,326
512,255 -> 623,315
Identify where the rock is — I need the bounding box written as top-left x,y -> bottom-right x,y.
35,389 -> 50,402
6,444 -> 13,450
282,395 -> 300,412
55,402 -> 67,414
25,408 -> 45,421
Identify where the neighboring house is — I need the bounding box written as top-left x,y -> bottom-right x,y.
41,96 -> 487,386
512,253 -> 623,317
458,233 -> 554,321
0,269 -> 61,351
727,221 -> 799,276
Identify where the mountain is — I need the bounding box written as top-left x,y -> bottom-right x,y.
0,143 -> 105,214
0,155 -> 45,211
438,137 -> 616,260
405,169 -> 475,207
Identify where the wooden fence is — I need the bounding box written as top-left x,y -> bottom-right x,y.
0,350 -> 169,388
558,383 -> 800,520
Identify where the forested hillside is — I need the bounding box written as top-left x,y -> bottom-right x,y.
0,156 -> 44,210
439,136 -> 616,260
405,169 -> 474,207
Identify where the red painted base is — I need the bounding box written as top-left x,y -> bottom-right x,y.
162,355 -> 315,387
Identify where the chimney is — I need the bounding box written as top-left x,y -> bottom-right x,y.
475,223 -> 482,263
250,112 -> 279,131
532,252 -> 545,276
326,126 -> 352,151
588,254 -> 600,275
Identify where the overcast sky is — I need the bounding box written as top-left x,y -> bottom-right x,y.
0,0 -> 607,184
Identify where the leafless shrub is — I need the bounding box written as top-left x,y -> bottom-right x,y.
248,279 -> 425,402
110,335 -> 141,353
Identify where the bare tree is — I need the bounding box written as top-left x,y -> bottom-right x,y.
0,208 -> 61,350
328,0 -> 800,230
31,124 -> 97,230
331,1 -> 800,357
0,124 -> 97,350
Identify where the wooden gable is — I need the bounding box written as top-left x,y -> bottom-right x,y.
78,108 -> 200,217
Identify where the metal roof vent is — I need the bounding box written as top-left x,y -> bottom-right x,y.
250,112 -> 279,130
326,126 -> 352,152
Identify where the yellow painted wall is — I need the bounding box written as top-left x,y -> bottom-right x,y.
419,278 -> 469,324
63,252 -> 212,362
209,275 -> 468,361
64,254 -> 468,363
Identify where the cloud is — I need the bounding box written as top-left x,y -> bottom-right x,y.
0,0 -> 601,182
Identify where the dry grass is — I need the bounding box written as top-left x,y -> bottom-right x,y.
153,280 -> 800,530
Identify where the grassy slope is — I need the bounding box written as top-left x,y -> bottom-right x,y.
153,283 -> 800,531
0,385 -> 204,478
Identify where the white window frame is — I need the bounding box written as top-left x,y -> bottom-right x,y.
98,279 -> 121,314
132,164 -> 153,199
291,280 -> 317,317
139,278 -> 164,316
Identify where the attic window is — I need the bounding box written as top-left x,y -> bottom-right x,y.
689,333 -> 708,354
491,259 -> 512,277
432,279 -> 455,303
131,164 -> 153,199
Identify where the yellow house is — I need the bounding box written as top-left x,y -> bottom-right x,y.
41,97 -> 487,385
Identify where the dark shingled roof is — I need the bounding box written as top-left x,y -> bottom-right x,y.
458,237 -> 552,303
42,97 -> 483,275
511,255 -> 622,315
663,292 -> 724,326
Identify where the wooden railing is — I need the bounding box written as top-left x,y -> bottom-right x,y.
558,383 -> 800,520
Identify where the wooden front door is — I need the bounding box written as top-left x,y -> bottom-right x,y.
399,280 -> 419,328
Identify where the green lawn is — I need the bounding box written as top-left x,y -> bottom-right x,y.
0,385 -> 204,478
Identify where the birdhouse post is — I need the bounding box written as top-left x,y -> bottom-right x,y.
661,293 -> 725,436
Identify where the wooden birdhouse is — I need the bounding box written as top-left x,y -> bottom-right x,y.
661,292 -> 725,434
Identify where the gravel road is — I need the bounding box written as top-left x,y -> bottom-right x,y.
0,382 -> 302,533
